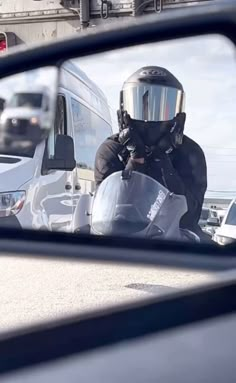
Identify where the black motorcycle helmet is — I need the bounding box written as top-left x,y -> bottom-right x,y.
118,66 -> 186,152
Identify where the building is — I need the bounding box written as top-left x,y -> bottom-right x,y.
0,1 -> 214,48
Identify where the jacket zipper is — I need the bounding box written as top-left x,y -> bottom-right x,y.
161,168 -> 168,188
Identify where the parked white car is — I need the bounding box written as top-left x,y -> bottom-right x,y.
213,199 -> 236,245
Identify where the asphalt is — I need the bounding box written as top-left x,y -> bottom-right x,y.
0,255 -> 217,334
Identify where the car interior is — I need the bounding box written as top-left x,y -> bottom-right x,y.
0,1 -> 236,381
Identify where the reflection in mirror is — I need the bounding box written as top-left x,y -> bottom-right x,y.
0,34 -> 235,246
0,34 -> 233,335
58,34 -> 236,246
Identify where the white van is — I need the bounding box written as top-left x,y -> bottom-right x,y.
1,86 -> 52,128
0,61 -> 113,232
0,86 -> 53,147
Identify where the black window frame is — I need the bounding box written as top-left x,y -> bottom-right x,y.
41,93 -> 68,174
46,93 -> 67,160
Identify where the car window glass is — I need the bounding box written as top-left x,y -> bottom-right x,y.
0,22 -> 234,338
225,203 -> 236,226
71,97 -> 112,169
47,94 -> 67,159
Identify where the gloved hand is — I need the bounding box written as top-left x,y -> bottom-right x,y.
148,112 -> 186,158
118,112 -> 145,159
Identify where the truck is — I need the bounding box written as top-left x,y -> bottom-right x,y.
0,1 -> 214,49
0,86 -> 53,148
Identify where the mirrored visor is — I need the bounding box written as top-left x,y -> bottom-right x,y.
122,84 -> 184,122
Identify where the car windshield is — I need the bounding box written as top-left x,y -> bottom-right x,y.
0,6 -> 235,335
225,203 -> 236,225
8,93 -> 43,108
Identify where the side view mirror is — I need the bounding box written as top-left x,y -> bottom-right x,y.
207,217 -> 220,227
47,134 -> 76,171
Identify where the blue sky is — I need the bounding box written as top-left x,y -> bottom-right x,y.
77,34 -> 236,198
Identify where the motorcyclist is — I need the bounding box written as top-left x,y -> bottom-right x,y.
94,66 -> 208,241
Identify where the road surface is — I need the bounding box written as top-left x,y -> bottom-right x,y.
0,256 -> 217,334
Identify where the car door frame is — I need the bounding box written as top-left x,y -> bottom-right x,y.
38,92 -> 75,232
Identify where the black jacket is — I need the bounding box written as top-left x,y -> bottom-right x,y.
94,134 -> 207,233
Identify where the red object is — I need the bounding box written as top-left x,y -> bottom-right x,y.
0,39 -> 6,51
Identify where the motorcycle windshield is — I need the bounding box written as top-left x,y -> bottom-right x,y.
91,171 -> 170,236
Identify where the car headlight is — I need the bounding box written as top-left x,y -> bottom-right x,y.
214,234 -> 235,246
30,116 -> 40,125
0,191 -> 26,218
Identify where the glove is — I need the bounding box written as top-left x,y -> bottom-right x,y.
119,127 -> 145,159
118,112 -> 145,159
149,112 -> 186,158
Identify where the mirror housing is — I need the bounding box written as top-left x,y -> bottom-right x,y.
207,217 -> 220,227
47,134 -> 76,171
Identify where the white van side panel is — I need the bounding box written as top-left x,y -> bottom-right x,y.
58,65 -> 112,195
15,141 -> 74,232
1,63 -> 113,232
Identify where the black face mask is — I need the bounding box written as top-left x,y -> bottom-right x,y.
119,111 -> 186,153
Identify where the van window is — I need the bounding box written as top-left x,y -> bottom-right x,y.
47,94 -> 67,158
71,98 -> 112,170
